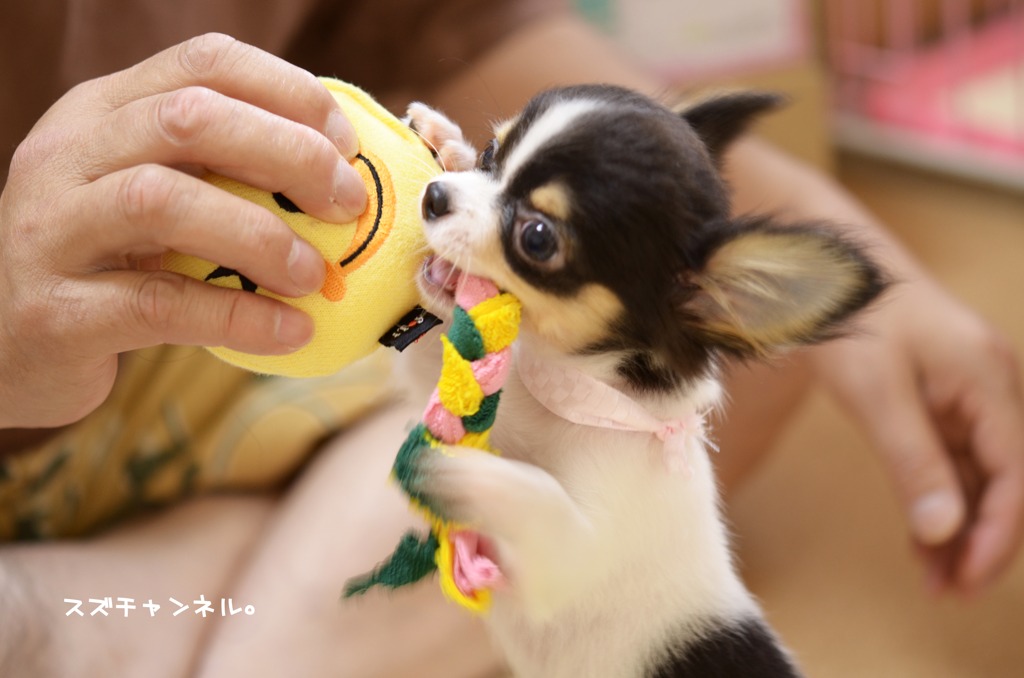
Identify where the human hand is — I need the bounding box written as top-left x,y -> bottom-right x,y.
0,33 -> 367,430
812,274 -> 1024,595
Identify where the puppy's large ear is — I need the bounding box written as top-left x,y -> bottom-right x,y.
679,91 -> 784,162
683,218 -> 886,356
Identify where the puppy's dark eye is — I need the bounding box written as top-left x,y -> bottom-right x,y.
515,217 -> 563,267
479,139 -> 499,172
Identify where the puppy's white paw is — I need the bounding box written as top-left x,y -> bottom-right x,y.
413,445 -> 599,619
405,102 -> 478,172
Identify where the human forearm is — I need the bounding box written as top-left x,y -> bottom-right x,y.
723,136 -> 929,279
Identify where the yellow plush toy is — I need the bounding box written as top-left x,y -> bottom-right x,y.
163,78 -> 441,377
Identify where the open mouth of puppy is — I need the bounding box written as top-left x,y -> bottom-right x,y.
418,254 -> 464,307
419,253 -> 510,319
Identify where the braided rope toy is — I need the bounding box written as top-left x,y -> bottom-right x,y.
344,271 -> 521,613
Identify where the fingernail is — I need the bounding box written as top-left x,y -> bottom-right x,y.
287,239 -> 326,295
326,109 -> 359,158
275,307 -> 314,350
912,491 -> 963,545
333,160 -> 367,220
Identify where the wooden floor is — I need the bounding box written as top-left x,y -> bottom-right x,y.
730,154 -> 1024,677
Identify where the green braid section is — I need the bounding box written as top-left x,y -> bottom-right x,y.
391,423 -> 450,519
392,423 -> 432,498
344,424 -> 447,599
342,530 -> 440,598
447,306 -> 485,360
462,392 -> 502,433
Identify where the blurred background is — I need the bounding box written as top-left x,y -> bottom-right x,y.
578,1 -> 1023,676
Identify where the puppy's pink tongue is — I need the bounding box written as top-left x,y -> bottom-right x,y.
455,273 -> 500,309
427,256 -> 500,308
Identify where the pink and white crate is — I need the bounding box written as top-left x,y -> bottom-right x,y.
826,0 -> 1024,189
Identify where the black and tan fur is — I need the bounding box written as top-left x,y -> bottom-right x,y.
401,85 -> 885,677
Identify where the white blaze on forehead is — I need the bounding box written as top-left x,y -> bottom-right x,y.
501,99 -> 602,185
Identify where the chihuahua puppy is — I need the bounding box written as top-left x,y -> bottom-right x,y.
400,85 -> 884,678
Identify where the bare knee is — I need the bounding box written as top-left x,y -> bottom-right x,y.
0,554 -> 52,676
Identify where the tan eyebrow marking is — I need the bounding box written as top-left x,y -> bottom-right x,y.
511,282 -> 624,353
493,116 -> 518,144
529,183 -> 573,222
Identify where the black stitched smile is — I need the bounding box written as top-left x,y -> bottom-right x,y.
205,153 -> 384,294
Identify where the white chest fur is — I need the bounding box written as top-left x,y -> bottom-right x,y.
482,368 -> 756,678
398,335 -> 759,678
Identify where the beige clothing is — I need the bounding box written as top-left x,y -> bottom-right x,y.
0,347 -> 392,539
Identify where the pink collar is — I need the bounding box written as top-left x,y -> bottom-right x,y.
516,348 -> 715,474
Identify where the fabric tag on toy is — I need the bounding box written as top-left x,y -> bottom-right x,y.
379,306 -> 443,351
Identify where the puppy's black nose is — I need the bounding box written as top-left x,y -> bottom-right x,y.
422,181 -> 450,221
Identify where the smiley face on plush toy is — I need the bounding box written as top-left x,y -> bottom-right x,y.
204,148 -> 397,304
163,79 -> 441,378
